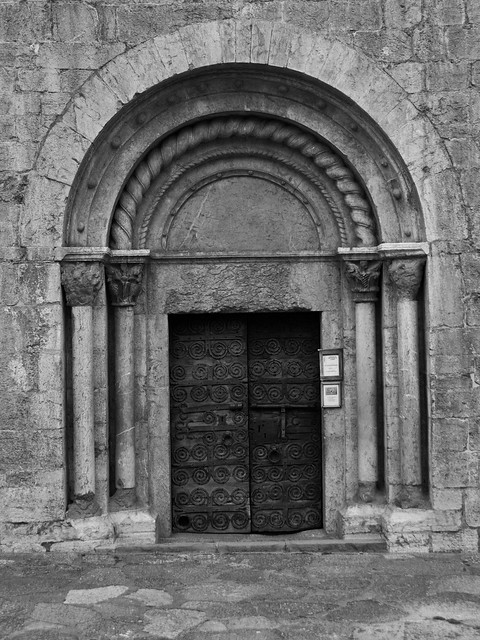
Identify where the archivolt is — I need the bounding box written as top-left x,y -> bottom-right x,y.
110,116 -> 377,250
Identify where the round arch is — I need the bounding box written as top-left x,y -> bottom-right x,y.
25,19 -> 463,249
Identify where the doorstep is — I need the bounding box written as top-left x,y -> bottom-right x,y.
97,530 -> 386,554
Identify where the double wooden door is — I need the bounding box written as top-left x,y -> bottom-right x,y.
169,313 -> 322,533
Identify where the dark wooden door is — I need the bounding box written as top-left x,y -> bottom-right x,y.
170,313 -> 322,534
248,314 -> 322,532
170,315 -> 250,533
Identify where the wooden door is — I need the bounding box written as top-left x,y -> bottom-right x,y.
170,313 -> 322,534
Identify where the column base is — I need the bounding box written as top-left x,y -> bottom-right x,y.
357,482 -> 378,503
66,494 -> 102,519
109,488 -> 137,512
397,485 -> 427,509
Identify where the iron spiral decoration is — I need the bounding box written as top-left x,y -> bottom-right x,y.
110,116 -> 377,249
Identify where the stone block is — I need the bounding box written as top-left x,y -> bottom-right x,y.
1,484 -> 65,522
425,0 -> 465,25
431,529 -> 479,552
38,43 -> 126,70
386,532 -> 431,553
447,25 -> 480,59
431,418 -> 469,452
109,510 -> 156,540
337,504 -> 384,536
426,61 -> 469,91
355,30 -> 411,63
428,254 -> 464,328
460,254 -> 480,295
432,450 -> 478,488
465,489 -> 480,526
0,202 -> 20,247
422,168 -> 468,241
282,2 -> 330,31
466,295 -> 480,326
388,62 -> 424,94
0,141 -> 35,172
59,69 -> 92,93
153,31 -> 190,77
446,137 -> 480,170
52,2 -> 99,43
382,508 -> 461,534
431,488 -> 463,511
384,0 -> 422,29
36,122 -> 90,185
430,328 -> 469,357
331,0 -> 382,31
432,388 -> 473,419
17,68 -> 61,93
0,3 -> 50,43
430,355 -> 471,378
267,22 -> 291,68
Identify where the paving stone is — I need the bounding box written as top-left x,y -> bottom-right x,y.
64,585 -> 129,604
127,588 -> 174,607
404,619 -> 480,639
4,625 -> 79,640
181,581 -> 267,603
353,622 -> 405,639
226,616 -> 279,630
197,620 -> 228,632
432,575 -> 480,596
31,603 -> 103,629
143,608 -> 207,638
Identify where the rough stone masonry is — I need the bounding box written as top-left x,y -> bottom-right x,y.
1,0 -> 480,552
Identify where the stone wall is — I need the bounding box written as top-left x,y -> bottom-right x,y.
1,0 -> 480,550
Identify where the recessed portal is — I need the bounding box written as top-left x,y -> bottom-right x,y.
169,312 -> 322,534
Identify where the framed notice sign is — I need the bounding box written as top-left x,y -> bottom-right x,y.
319,349 -> 343,380
321,382 -> 342,408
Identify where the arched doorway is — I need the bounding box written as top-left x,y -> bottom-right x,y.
61,65 -> 428,539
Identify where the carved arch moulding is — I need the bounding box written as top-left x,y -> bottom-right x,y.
65,66 -> 425,250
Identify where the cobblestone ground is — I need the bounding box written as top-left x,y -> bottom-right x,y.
1,551 -> 480,639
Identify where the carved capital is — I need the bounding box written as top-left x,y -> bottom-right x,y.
61,262 -> 103,307
106,262 -> 144,306
344,260 -> 382,302
388,258 -> 425,300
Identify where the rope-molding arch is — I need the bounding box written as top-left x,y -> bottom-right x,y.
110,116 -> 377,250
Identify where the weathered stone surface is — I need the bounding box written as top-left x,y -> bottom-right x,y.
128,588 -> 173,607
143,609 -> 207,638
1,4 -> 480,552
64,585 -> 129,605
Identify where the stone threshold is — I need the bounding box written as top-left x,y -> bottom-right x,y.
99,531 -> 386,554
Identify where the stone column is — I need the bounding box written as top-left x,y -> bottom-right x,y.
388,258 -> 426,507
61,261 -> 103,517
344,260 -> 382,502
106,261 -> 145,510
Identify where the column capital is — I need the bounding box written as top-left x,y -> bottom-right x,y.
388,257 -> 426,300
61,261 -> 103,307
344,260 -> 382,302
106,262 -> 145,306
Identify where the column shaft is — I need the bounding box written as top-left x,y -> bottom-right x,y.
114,306 -> 136,488
71,306 -> 96,496
356,302 -> 378,489
388,257 -> 425,504
344,260 -> 382,501
397,298 -> 422,486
